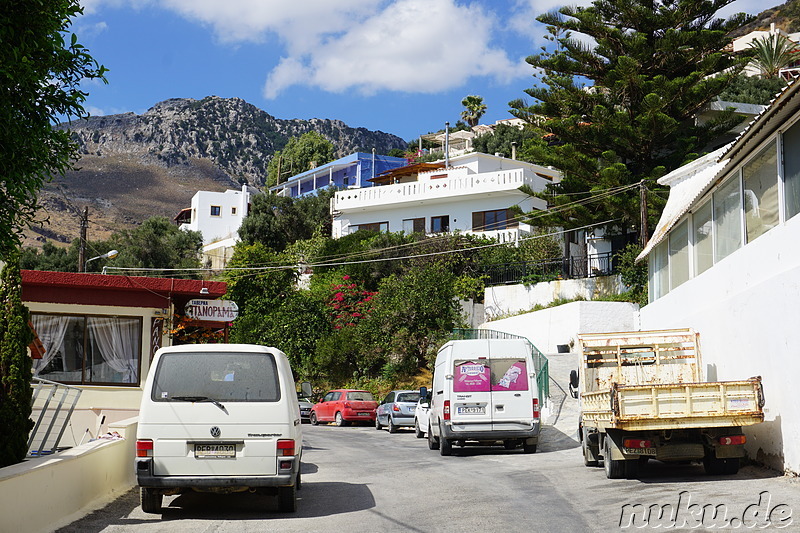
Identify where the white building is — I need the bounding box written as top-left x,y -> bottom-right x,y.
330,152 -> 560,244
176,185 -> 251,269
731,23 -> 800,79
637,78 -> 800,474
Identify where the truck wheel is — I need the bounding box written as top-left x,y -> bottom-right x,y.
582,433 -> 599,467
439,423 -> 452,456
603,437 -> 625,479
427,423 -> 440,450
140,488 -> 162,514
388,417 -> 397,433
310,412 -> 318,426
414,419 -> 424,438
522,442 -> 537,454
277,483 -> 297,513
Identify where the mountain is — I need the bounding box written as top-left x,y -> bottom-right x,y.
27,96 -> 408,248
729,0 -> 800,38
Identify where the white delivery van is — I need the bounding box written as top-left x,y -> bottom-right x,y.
426,338 -> 541,456
136,344 -> 305,513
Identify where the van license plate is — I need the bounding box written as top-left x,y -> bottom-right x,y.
457,406 -> 485,415
195,444 -> 236,458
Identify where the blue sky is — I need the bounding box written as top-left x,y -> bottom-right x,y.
76,0 -> 768,143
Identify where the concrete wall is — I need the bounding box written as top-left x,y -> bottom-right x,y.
484,275 -> 628,320
0,417 -> 137,533
482,300 -> 640,354
640,214 -> 800,475
188,187 -> 248,245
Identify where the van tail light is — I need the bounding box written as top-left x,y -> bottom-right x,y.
392,404 -> 401,412
277,439 -> 295,456
443,400 -> 451,421
623,438 -> 653,449
136,439 -> 153,458
719,435 -> 746,446
533,398 -> 540,420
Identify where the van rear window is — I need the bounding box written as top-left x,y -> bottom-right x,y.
152,351 -> 281,402
453,359 -> 528,392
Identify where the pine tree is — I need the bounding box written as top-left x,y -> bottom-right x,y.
0,253 -> 34,467
510,0 -> 753,236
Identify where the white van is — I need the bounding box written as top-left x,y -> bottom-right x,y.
135,344 -> 305,513
426,338 -> 541,455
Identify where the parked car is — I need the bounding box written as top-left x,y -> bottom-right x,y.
414,393 -> 431,438
310,389 -> 377,426
375,390 -> 421,433
297,394 -> 313,422
136,344 -> 307,514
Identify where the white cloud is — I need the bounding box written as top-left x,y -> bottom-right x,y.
264,0 -> 528,97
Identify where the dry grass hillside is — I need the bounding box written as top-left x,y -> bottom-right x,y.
24,153 -> 240,249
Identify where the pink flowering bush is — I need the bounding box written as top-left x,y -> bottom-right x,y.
327,275 -> 377,330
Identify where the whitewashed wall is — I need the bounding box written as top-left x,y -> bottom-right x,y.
484,276 -> 628,320
188,187 -> 249,245
640,214 -> 800,474
482,300 -> 640,354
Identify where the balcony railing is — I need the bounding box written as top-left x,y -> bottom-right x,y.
482,252 -> 615,286
332,168 -> 545,212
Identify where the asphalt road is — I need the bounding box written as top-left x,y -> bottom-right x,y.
57,353 -> 800,532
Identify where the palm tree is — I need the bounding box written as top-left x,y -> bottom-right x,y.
748,33 -> 800,79
460,95 -> 487,127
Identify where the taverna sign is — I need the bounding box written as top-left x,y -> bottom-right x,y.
185,299 -> 239,322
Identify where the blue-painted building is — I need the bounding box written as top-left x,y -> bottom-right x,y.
269,152 -> 408,198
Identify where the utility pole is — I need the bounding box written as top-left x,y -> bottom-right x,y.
78,206 -> 88,272
639,181 -> 649,247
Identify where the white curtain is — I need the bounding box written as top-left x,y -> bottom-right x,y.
31,315 -> 70,375
88,317 -> 139,383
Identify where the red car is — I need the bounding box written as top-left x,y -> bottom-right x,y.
310,389 -> 377,426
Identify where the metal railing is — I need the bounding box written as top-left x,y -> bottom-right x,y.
482,252 -> 615,286
450,328 -> 549,405
27,377 -> 82,457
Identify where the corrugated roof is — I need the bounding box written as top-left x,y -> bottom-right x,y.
636,147 -> 730,261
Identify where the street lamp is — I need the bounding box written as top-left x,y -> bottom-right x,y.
85,249 -> 118,272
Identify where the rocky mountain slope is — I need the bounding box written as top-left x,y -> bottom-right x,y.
27,96 -> 407,248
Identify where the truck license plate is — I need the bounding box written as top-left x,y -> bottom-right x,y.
624,447 -> 656,456
194,444 -> 235,458
457,406 -> 485,415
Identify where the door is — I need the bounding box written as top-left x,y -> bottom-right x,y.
488,358 -> 533,430
451,358 -> 493,430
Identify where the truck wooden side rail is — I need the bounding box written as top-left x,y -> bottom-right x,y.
573,329 -> 765,479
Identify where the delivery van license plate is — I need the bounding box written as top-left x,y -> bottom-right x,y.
457,406 -> 485,415
195,444 -> 236,458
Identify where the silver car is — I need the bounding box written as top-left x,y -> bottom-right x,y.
375,390 -> 421,433
297,395 -> 313,422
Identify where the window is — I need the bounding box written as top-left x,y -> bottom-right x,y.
669,220 -> 689,290
713,175 -> 742,263
402,218 -> 425,234
649,241 -> 669,301
231,206 -> 237,215
346,391 -> 375,401
152,351 -> 280,402
32,314 -> 142,385
784,120 -> 800,220
743,141 -> 779,243
210,205 -> 221,217
431,215 -> 450,233
358,221 -> 388,233
692,200 -> 713,276
472,209 -> 518,232
452,359 -> 529,393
